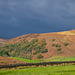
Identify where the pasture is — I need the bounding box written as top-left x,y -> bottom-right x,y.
0,65 -> 75,75
11,56 -> 75,63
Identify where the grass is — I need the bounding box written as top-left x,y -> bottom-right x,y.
44,56 -> 75,62
62,57 -> 75,61
0,65 -> 75,75
10,56 -> 75,63
10,57 -> 42,63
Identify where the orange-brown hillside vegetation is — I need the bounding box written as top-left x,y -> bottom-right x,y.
0,38 -> 7,46
0,56 -> 26,65
8,30 -> 75,60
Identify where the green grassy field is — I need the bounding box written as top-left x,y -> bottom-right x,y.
11,56 -> 75,63
0,65 -> 75,75
44,56 -> 75,62
10,57 -> 42,63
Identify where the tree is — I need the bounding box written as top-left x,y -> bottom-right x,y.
41,48 -> 48,53
0,50 -> 9,56
37,54 -> 43,59
33,51 -> 37,55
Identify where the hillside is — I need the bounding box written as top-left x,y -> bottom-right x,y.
0,38 -> 7,46
0,56 -> 26,65
0,30 -> 75,60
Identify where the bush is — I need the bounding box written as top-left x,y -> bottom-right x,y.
36,49 -> 41,53
0,50 -> 9,56
41,39 -> 45,42
63,42 -> 68,46
31,38 -> 38,43
37,54 -> 43,59
55,44 -> 61,47
41,42 -> 46,47
27,48 -> 32,52
52,44 -> 56,47
27,54 -> 32,60
57,47 -> 62,51
35,46 -> 41,50
18,37 -> 21,39
33,51 -> 37,55
52,39 -> 56,41
22,55 -> 27,59
41,48 -> 48,53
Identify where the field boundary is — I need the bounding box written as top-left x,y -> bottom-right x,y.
0,61 -> 75,69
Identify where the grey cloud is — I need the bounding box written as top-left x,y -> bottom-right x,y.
0,0 -> 75,37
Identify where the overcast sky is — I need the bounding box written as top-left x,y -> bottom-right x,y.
0,0 -> 75,37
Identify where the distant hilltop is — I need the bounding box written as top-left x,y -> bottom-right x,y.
0,37 -> 11,40
73,27 -> 75,30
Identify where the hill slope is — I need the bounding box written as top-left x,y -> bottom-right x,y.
0,30 -> 75,60
0,56 -> 26,65
0,38 -> 7,46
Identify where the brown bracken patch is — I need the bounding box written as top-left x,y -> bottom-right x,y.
0,56 -> 26,65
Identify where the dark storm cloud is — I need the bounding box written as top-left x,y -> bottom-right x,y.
0,0 -> 75,37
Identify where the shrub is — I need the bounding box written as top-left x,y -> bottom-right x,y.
37,54 -> 43,59
18,37 -> 21,39
52,44 -> 56,47
57,47 -> 62,51
63,42 -> 68,46
27,48 -> 32,52
13,61 -> 16,63
41,39 -> 45,42
22,55 -> 27,59
41,48 -> 48,53
33,46 -> 41,52
31,38 -> 38,43
36,49 -> 41,53
33,51 -> 37,55
0,61 -> 6,64
0,50 -> 9,56
41,42 -> 46,47
23,39 -> 28,44
52,39 -> 56,41
55,44 -> 61,47
27,54 -> 32,60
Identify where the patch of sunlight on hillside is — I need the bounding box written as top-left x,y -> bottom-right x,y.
57,31 -> 75,35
